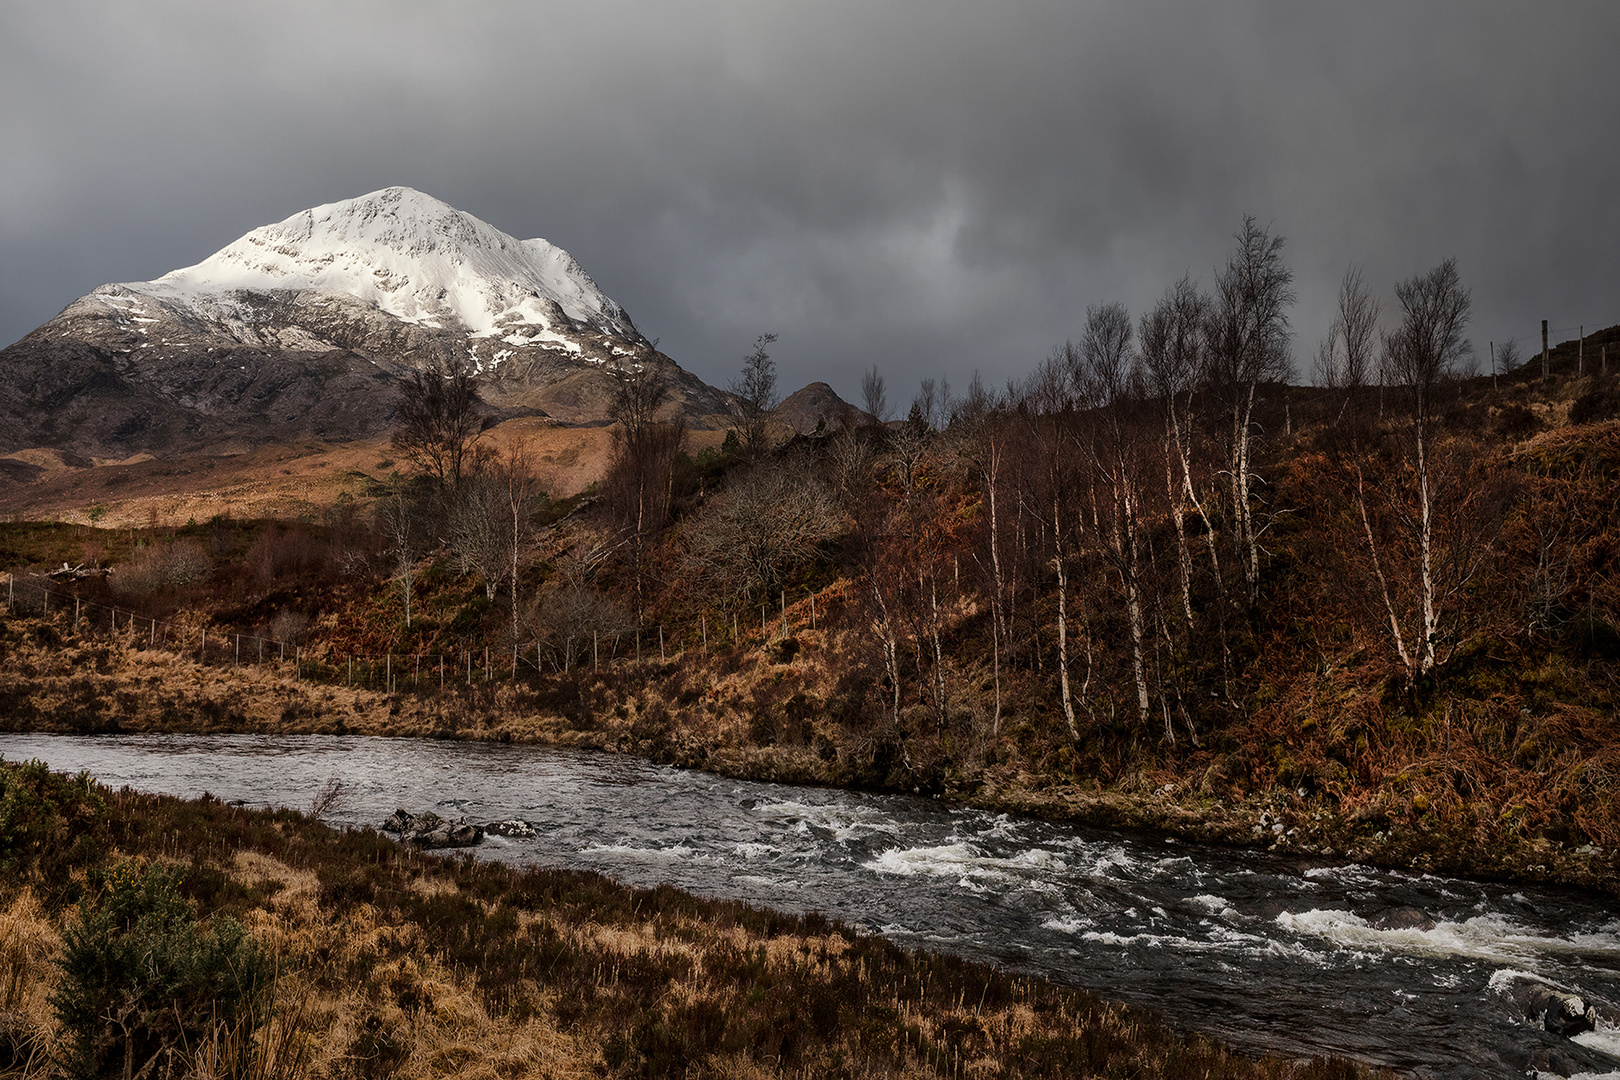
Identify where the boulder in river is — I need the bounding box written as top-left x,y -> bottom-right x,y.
485,819 -> 538,838
381,809 -> 484,849
1495,973 -> 1599,1037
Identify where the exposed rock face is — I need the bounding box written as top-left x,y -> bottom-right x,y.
0,187 -> 732,456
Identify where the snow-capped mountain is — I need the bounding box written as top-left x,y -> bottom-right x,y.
0,188 -> 731,455
117,186 -> 644,359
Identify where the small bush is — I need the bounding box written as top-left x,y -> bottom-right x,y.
110,540 -> 213,598
50,860 -> 273,1080
0,760 -> 105,891
269,609 -> 312,645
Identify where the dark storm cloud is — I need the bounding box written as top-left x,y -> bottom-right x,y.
5,1 -> 1619,402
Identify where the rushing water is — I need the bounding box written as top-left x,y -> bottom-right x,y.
4,732 -> 1618,1080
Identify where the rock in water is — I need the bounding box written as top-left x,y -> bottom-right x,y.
380,808 -> 484,849
1495,973 -> 1598,1037
485,819 -> 538,838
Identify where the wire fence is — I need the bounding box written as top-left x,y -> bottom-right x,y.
0,570 -> 853,696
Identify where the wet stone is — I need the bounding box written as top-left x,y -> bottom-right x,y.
381,808 -> 484,849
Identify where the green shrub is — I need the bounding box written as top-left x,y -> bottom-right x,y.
50,860 -> 273,1080
0,759 -> 105,895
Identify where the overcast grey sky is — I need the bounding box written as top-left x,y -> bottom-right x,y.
4,1 -> 1618,403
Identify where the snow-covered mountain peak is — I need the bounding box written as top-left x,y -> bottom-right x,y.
113,186 -> 641,345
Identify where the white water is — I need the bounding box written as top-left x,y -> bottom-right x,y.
4,732 -> 1616,1080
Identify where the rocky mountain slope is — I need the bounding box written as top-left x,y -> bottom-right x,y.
772,381 -> 871,434
0,187 -> 732,457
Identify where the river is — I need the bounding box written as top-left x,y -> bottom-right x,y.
3,732 -> 1617,1079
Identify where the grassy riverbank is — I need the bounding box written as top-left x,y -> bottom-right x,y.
2,612 -> 1616,901
0,758 -> 1382,1079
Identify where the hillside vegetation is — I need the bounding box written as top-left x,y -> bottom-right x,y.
3,235 -> 1619,893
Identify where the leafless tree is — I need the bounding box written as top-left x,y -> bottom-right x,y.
503,443 -> 544,648
529,533 -> 631,671
684,460 -> 840,602
1205,216 -> 1296,602
827,425 -> 877,501
392,355 -> 484,489
376,478 -> 423,626
1078,303 -> 1156,733
1495,338 -> 1523,377
1316,265 -> 1381,394
605,365 -> 686,620
730,333 -> 780,461
956,372 -> 1011,736
1140,276 -> 1216,638
449,446 -> 539,607
1379,257 -> 1477,678
910,376 -> 953,432
861,363 -> 891,426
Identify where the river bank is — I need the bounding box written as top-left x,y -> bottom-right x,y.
3,614 -> 1615,902
0,756 -> 1386,1079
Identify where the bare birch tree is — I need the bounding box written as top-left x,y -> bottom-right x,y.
1078,303 -> 1155,733
1206,217 -> 1295,603
605,366 -> 686,621
377,479 -> 423,627
1140,276 -> 1215,634
1381,258 -> 1476,678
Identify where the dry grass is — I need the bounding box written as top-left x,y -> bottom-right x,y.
0,890 -> 59,1074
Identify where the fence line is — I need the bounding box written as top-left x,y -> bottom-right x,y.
0,571 -> 852,697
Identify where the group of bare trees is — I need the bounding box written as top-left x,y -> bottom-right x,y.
385,350 -> 699,670
385,357 -> 558,652
802,217 -> 1530,757
379,222 -> 1562,752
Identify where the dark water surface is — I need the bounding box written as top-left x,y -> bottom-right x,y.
4,732 -> 1617,1079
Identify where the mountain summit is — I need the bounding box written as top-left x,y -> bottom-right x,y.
127,186 -> 644,353
0,188 -> 729,456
